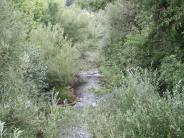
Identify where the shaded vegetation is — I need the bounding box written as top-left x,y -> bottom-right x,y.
78,0 -> 184,137
0,0 -> 97,137
1,0 -> 184,137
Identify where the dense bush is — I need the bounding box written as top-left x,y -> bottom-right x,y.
23,46 -> 48,91
0,74 -> 46,137
0,1 -> 66,137
13,0 -> 46,21
87,1 -> 184,137
44,1 -> 90,44
102,0 -> 184,91
0,0 -> 25,73
31,24 -> 80,87
46,0 -> 104,56
2,0 -> 184,137
159,55 -> 184,91
85,69 -> 184,138
76,0 -> 116,11
103,0 -> 138,68
56,5 -> 90,44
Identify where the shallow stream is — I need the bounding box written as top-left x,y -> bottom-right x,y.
62,69 -> 101,138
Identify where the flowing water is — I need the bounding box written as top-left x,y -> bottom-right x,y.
74,70 -> 101,110
62,69 -> 101,138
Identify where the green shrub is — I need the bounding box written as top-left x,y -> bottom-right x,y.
100,64 -> 124,89
0,68 -> 45,137
0,1 -> 61,137
76,0 -> 116,11
102,0 -> 184,93
0,0 -> 25,74
85,69 -> 184,138
13,0 -> 47,21
43,0 -> 91,44
55,87 -> 76,103
47,1 -> 103,54
0,82 -> 61,137
102,0 -> 139,69
105,0 -> 137,43
0,121 -> 23,138
31,24 -> 80,87
56,3 -> 91,44
159,55 -> 184,91
21,46 -> 48,92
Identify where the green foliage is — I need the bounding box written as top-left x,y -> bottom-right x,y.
76,0 -> 116,11
0,86 -> 61,137
55,2 -> 91,44
100,64 -> 124,89
31,24 -> 80,87
55,87 -> 76,103
24,46 -> 48,91
103,0 -> 142,70
0,1 -> 64,137
13,0 -> 47,21
95,1 -> 184,136
41,1 -> 59,25
44,93 -> 63,138
58,10 -> 89,43
0,0 -> 25,73
3,0 -> 184,137
103,0 -> 184,91
105,0 -> 137,43
46,44 -> 79,86
0,121 -> 23,138
45,1 -> 104,54
86,69 -> 184,138
159,55 -> 184,91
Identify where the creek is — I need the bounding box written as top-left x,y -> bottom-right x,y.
62,69 -> 102,138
